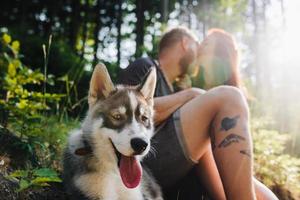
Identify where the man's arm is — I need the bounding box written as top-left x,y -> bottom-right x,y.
154,88 -> 206,124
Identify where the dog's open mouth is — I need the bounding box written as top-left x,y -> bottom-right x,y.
110,139 -> 142,189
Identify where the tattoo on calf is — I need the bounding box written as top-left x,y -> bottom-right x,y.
218,133 -> 245,148
220,115 -> 240,131
240,149 -> 251,158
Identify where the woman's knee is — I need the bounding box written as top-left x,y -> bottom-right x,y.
181,86 -> 247,121
210,86 -> 248,111
211,85 -> 244,99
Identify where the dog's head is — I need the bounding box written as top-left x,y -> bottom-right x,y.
86,63 -> 156,188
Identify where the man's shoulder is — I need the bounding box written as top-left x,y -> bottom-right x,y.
117,57 -> 156,85
127,57 -> 156,70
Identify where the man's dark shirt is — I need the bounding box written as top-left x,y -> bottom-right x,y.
117,57 -> 172,98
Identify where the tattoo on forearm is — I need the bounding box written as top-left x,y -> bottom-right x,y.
218,133 -> 245,148
220,115 -> 240,131
240,149 -> 251,158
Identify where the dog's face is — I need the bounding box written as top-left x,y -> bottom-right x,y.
88,63 -> 156,157
86,63 -> 156,188
91,88 -> 154,157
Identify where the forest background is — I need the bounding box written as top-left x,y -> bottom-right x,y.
0,0 -> 299,199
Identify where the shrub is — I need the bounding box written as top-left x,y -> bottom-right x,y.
252,118 -> 300,199
0,32 -> 79,168
8,168 -> 62,192
0,32 -> 63,130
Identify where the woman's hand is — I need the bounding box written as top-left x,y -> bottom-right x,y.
175,74 -> 192,90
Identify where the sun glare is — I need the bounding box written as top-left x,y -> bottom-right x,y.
266,0 -> 300,86
282,1 -> 300,61
264,0 -> 300,147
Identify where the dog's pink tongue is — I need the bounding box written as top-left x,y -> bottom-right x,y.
119,155 -> 142,189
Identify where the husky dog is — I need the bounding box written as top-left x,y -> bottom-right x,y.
63,63 -> 163,200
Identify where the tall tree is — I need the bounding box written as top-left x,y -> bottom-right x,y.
93,0 -> 102,65
117,0 -> 122,66
161,0 -> 169,23
69,0 -> 81,51
135,0 -> 145,58
80,0 -> 89,60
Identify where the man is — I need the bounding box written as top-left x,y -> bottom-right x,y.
117,26 -> 274,200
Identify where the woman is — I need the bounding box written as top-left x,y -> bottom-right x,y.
186,28 -> 277,200
194,29 -> 241,89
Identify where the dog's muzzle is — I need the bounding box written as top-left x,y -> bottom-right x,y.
130,138 -> 148,155
109,139 -> 143,189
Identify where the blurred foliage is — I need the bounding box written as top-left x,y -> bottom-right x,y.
0,32 -> 79,169
9,115 -> 79,169
252,117 -> 300,199
8,168 -> 62,192
9,29 -> 90,118
194,0 -> 248,32
0,32 -> 63,130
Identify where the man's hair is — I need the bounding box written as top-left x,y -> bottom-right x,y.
159,26 -> 198,55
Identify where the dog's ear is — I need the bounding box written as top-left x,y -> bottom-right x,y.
88,63 -> 115,107
138,67 -> 157,106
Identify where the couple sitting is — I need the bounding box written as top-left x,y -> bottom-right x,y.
117,26 -> 278,200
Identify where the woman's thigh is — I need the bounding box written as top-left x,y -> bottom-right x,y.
179,87 -> 222,161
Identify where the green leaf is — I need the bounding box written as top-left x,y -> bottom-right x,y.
31,176 -> 62,185
12,40 -> 20,53
32,168 -> 58,178
57,74 -> 68,82
2,33 -> 11,44
18,179 -> 31,192
17,99 -> 28,109
47,74 -> 55,86
8,63 -> 16,77
9,170 -> 28,178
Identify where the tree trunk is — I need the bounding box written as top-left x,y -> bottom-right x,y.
160,0 -> 169,23
117,0 -> 122,66
80,0 -> 89,60
251,0 -> 260,92
93,0 -> 102,65
135,0 -> 145,58
69,0 -> 81,52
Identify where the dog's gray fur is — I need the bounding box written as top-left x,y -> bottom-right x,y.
63,63 -> 163,200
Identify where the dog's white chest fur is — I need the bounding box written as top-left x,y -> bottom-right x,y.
75,171 -> 143,200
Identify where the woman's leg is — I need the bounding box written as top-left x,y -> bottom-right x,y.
196,145 -> 226,199
195,143 -> 279,200
254,178 -> 279,200
179,86 -> 255,200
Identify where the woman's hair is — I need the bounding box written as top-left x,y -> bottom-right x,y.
202,28 -> 241,88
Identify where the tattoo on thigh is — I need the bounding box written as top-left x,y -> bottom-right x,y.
218,133 -> 245,148
220,115 -> 240,131
240,149 -> 251,158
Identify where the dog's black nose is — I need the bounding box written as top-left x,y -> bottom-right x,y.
131,138 -> 148,154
